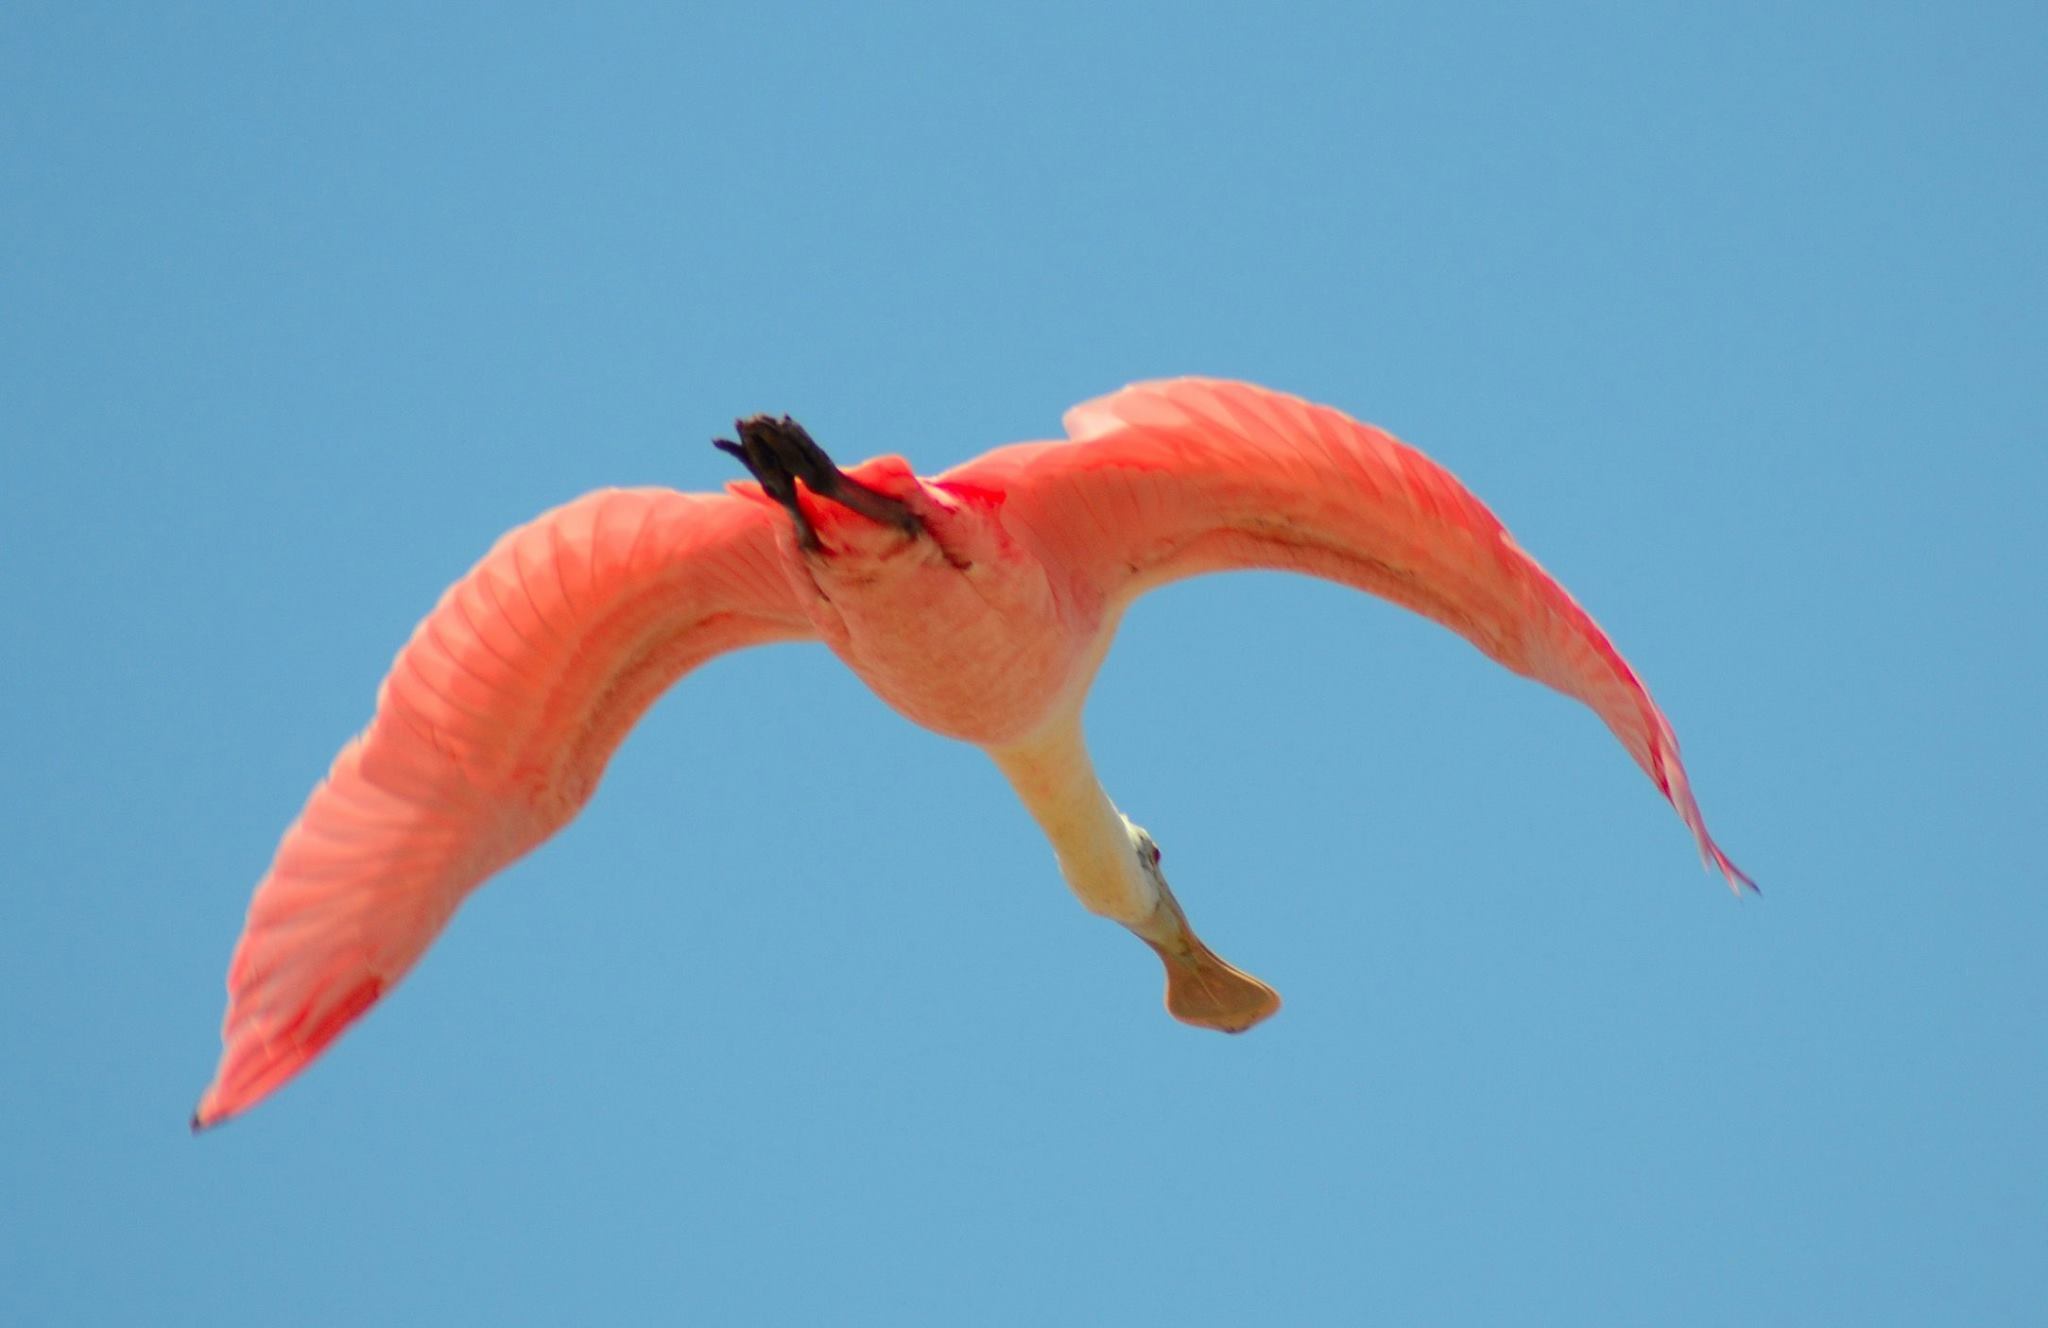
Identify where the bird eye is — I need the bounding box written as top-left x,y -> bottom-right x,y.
1148,843 -> 1162,867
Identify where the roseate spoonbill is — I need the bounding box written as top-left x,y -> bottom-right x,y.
193,377 -> 1750,1130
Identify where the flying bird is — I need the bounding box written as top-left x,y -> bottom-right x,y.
194,377 -> 1751,1130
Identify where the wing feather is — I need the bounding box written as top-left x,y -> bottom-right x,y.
946,378 -> 1750,892
195,488 -> 811,1128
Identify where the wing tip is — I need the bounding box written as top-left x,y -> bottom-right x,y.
190,1060 -> 258,1132
1708,844 -> 1759,897
192,972 -> 388,1135
190,1088 -> 231,1135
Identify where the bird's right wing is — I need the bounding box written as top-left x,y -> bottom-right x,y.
943,378 -> 1750,892
195,488 -> 812,1129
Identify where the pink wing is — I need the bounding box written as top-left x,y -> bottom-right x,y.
944,378 -> 1751,892
195,488 -> 811,1129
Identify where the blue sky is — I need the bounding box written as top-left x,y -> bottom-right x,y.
4,3 -> 2043,1322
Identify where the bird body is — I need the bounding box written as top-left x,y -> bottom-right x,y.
770,454 -> 1095,747
195,377 -> 1750,1131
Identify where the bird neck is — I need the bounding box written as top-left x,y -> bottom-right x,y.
986,713 -> 1158,927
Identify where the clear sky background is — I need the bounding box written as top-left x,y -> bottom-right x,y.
4,3 -> 2043,1324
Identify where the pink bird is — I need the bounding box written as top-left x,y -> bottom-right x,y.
193,377 -> 1750,1130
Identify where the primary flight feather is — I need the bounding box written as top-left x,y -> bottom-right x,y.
195,377 -> 1750,1130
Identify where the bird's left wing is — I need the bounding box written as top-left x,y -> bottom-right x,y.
195,488 -> 811,1129
941,377 -> 1750,892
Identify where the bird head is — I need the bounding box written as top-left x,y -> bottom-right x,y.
1120,814 -> 1170,897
